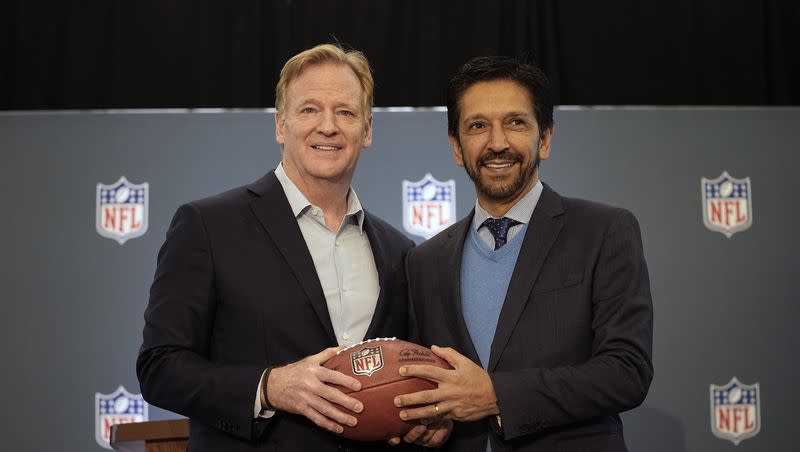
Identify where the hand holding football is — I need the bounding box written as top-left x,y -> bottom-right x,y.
322,338 -> 451,441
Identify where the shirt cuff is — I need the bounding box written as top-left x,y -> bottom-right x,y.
254,368 -> 276,419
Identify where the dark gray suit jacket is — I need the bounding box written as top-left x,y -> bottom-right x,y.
407,184 -> 653,452
137,171 -> 416,452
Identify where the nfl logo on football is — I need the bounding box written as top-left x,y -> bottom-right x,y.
95,386 -> 148,449
402,173 -> 456,239
351,346 -> 384,377
701,171 -> 752,238
96,176 -> 149,244
710,377 -> 760,445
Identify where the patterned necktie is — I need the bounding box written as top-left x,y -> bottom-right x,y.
482,217 -> 521,250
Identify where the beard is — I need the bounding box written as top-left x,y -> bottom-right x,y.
463,145 -> 540,204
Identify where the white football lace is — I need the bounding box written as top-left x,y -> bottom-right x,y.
335,337 -> 397,355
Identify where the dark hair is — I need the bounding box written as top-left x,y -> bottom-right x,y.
446,56 -> 554,137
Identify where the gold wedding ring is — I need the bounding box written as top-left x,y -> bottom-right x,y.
434,404 -> 440,416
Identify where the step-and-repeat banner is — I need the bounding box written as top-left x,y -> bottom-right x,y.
1,108 -> 796,451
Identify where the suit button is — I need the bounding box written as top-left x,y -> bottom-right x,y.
520,423 -> 532,433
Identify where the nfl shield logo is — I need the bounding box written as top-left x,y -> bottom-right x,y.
96,176 -> 149,244
402,173 -> 456,239
95,386 -> 148,449
351,346 -> 384,377
710,377 -> 760,445
701,171 -> 752,238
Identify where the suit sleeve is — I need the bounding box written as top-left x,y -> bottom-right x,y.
490,209 -> 654,440
136,203 -> 270,440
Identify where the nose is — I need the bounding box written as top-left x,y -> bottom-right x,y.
316,110 -> 338,136
487,125 -> 509,153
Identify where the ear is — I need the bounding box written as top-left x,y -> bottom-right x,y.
448,133 -> 465,167
538,125 -> 554,161
363,115 -> 373,148
275,111 -> 285,146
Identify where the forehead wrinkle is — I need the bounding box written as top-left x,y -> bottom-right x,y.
294,94 -> 360,109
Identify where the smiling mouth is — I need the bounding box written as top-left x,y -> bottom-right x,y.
311,145 -> 341,151
482,161 -> 517,169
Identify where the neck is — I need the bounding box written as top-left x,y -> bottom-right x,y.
282,163 -> 351,230
478,175 -> 538,218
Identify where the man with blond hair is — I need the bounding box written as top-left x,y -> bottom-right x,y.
137,43 -> 418,451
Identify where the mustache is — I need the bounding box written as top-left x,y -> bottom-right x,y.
478,150 -> 522,166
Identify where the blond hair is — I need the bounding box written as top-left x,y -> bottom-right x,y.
275,43 -> 374,120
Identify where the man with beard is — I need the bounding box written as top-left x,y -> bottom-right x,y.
394,56 -> 654,452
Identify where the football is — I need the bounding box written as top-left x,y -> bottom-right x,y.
322,337 -> 452,441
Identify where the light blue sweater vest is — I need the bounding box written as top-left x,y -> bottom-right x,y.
461,223 -> 528,369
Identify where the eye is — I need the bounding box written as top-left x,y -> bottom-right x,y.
467,122 -> 486,130
509,118 -> 527,127
338,110 -> 354,117
300,106 -> 316,114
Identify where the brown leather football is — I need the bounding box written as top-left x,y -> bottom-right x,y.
321,337 -> 452,441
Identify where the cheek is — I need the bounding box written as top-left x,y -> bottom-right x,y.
459,139 -> 484,160
508,138 -> 538,159
347,125 -> 370,145
288,117 -> 316,134
468,147 -> 489,165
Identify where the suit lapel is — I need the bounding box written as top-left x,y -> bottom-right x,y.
247,171 -> 336,344
440,212 -> 482,365
488,186 -> 565,371
362,213 -> 388,340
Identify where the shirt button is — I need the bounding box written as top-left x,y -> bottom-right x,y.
311,208 -> 319,216
342,285 -> 348,292
342,332 -> 350,340
335,240 -> 340,247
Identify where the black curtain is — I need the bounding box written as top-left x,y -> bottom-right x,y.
2,0 -> 798,109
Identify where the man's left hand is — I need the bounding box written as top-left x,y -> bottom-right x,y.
388,418 -> 453,448
393,345 -> 499,422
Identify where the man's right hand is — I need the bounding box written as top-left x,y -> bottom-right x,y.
266,347 -> 363,434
